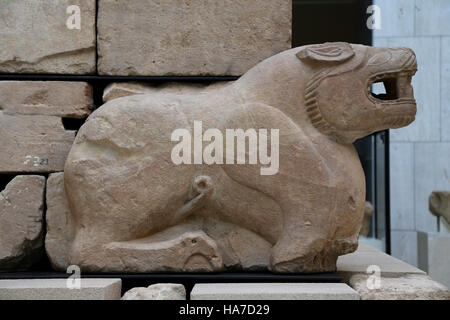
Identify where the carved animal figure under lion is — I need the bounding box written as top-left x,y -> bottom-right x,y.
49,42 -> 418,273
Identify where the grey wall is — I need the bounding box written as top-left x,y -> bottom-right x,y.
373,0 -> 450,267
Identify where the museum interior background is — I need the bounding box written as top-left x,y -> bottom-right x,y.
294,0 -> 449,287
0,0 -> 448,296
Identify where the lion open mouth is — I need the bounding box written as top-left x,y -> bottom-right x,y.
368,70 -> 415,102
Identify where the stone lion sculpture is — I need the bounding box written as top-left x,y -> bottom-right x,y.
57,42 -> 417,273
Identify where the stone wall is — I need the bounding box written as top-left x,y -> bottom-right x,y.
373,0 -> 450,273
0,0 -> 292,272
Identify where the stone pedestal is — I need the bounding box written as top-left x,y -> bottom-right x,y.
0,176 -> 45,271
190,283 -> 360,300
418,231 -> 450,288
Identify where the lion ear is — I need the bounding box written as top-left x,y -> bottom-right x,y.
296,42 -> 355,63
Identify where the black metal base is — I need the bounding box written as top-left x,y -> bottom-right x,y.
0,271 -> 342,296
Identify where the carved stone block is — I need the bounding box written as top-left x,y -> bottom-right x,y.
51,43 -> 418,273
429,191 -> 450,224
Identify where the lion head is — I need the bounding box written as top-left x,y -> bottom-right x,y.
296,42 -> 417,143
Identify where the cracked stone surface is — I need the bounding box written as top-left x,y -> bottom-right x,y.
0,175 -> 45,271
0,0 -> 96,74
55,43 -> 418,273
0,81 -> 93,173
0,81 -> 93,118
97,0 -> 291,75
349,274 -> 450,300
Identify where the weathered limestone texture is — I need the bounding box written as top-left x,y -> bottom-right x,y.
103,82 -> 230,103
0,82 -> 93,118
45,173 -> 73,271
0,81 -> 93,173
0,0 -> 96,74
0,176 -> 45,271
359,201 -> 374,236
337,243 -> 425,279
349,274 -> 450,300
429,191 -> 450,224
97,0 -> 292,75
0,279 -> 122,300
191,283 -> 360,300
121,283 -> 186,300
55,43 -> 417,273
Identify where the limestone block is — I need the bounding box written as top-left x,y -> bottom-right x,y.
121,283 -> 186,300
359,201 -> 374,237
418,232 -> 450,288
97,0 -> 291,76
190,283 -> 360,300
0,176 -> 45,271
0,279 -> 122,300
0,0 -> 96,74
45,172 -> 73,271
337,243 -> 425,279
349,274 -> 450,300
0,81 -> 93,173
389,142 -> 415,230
0,82 -> 93,118
103,82 -> 230,103
0,113 -> 76,173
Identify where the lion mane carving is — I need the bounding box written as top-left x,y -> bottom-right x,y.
49,42 -> 417,273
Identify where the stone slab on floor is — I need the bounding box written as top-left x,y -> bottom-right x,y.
97,0 -> 291,76
418,231 -> 450,288
190,283 -> 360,300
337,243 -> 426,279
349,273 -> 450,300
0,81 -> 93,118
0,279 -> 122,300
0,0 -> 96,74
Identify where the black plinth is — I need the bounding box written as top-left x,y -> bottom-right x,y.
0,271 -> 342,296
